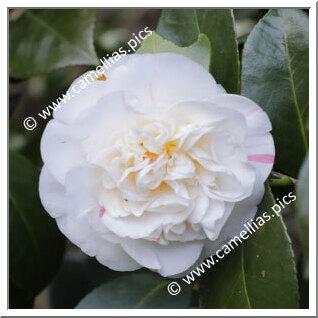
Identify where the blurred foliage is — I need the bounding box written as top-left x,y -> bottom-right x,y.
9,9 -> 98,78
9,151 -> 65,308
49,250 -> 124,308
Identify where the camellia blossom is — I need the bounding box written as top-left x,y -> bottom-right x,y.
39,53 -> 275,276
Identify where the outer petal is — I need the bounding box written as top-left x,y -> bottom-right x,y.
99,53 -> 225,112
154,240 -> 204,277
53,70 -> 113,125
244,133 -> 275,181
121,239 -> 204,277
53,57 -> 137,124
39,166 -> 67,218
200,200 -> 235,240
40,120 -> 84,184
209,94 -> 272,134
202,171 -> 265,258
54,53 -> 225,124
96,243 -> 142,272
208,94 -> 275,181
56,214 -> 141,271
65,164 -> 102,217
120,239 -> 161,270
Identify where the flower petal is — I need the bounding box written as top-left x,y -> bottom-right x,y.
121,239 -> 204,277
39,166 -> 67,218
209,94 -> 272,134
65,164 -> 101,217
101,53 -> 225,111
244,133 -> 275,181
40,120 -> 84,184
57,214 -> 141,271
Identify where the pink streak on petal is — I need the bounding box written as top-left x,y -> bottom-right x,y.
156,237 -> 161,243
99,207 -> 106,217
248,154 -> 275,164
247,108 -> 261,117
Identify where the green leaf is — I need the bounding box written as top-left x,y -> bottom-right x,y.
76,272 -> 191,309
137,31 -> 211,71
199,183 -> 299,308
295,154 -> 309,280
9,150 -> 65,305
157,9 -> 240,94
241,9 -> 309,177
10,9 -> 98,79
49,254 -> 123,309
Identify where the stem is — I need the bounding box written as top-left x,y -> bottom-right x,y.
269,177 -> 294,187
269,171 -> 297,185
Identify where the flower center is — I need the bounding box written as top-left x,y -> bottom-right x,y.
164,140 -> 177,159
143,151 -> 159,163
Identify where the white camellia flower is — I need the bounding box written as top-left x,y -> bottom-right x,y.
39,53 -> 275,277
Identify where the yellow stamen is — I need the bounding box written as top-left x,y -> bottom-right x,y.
165,140 -> 177,159
144,151 -> 159,163
97,74 -> 107,81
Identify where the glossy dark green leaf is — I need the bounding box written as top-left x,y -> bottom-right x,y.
49,253 -> 123,309
200,184 -> 299,308
137,31 -> 211,70
10,9 -> 98,79
157,9 -> 240,93
296,154 -> 309,279
241,9 -> 309,177
9,150 -> 65,302
76,273 -> 191,309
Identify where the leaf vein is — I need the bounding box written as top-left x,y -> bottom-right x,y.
241,244 -> 252,308
134,281 -> 169,308
282,34 -> 308,152
26,10 -> 96,62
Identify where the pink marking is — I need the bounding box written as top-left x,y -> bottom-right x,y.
248,154 -> 275,164
156,237 -> 161,243
246,107 -> 261,117
61,141 -> 66,144
99,207 -> 105,217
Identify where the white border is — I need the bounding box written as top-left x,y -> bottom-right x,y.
308,0 -> 316,314
3,0 -> 316,316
